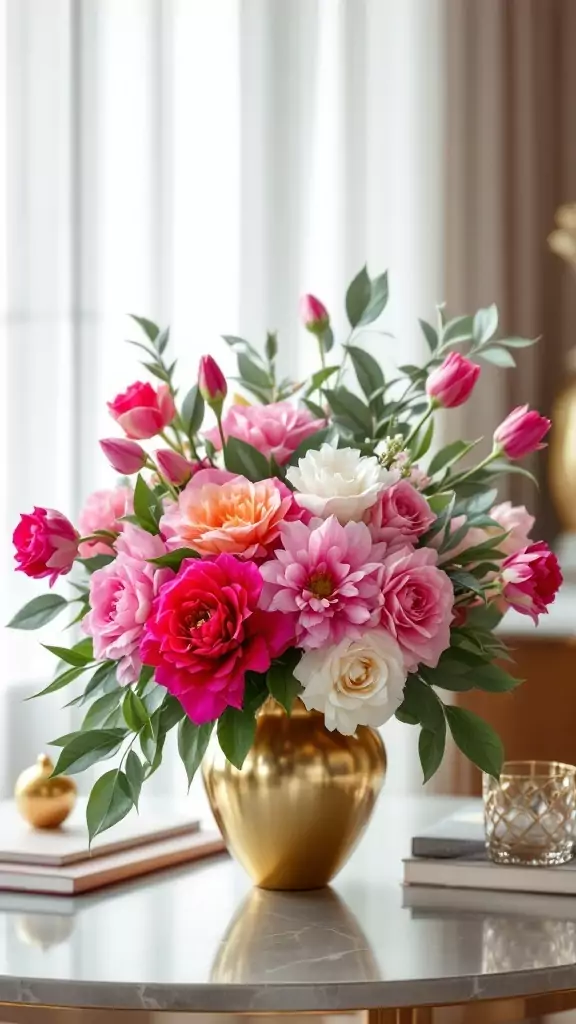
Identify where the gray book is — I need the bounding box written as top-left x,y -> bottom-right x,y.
411,801 -> 485,858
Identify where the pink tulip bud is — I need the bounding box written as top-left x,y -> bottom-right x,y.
299,293 -> 330,335
198,355 -> 227,406
100,438 -> 147,475
155,449 -> 193,486
425,352 -> 480,408
108,382 -> 176,440
493,405 -> 551,460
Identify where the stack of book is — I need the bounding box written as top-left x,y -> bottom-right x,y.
0,799 -> 225,895
404,802 -> 576,898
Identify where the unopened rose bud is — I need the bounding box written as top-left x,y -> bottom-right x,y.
299,293 -> 330,335
99,438 -> 147,475
155,449 -> 193,486
493,405 -> 551,460
198,355 -> 227,408
426,352 -> 480,409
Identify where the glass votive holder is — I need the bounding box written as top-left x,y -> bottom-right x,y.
483,761 -> 576,866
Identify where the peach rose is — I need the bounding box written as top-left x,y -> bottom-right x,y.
160,468 -> 299,559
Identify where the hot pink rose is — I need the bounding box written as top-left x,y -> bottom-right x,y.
300,293 -> 330,334
500,541 -> 562,623
365,480 -> 436,549
13,508 -> 79,586
198,355 -> 227,405
426,352 -> 480,408
493,405 -> 551,460
205,400 -> 325,465
83,525 -> 171,686
376,547 -> 454,671
78,486 -> 133,557
490,502 -> 535,556
140,554 -> 294,724
108,382 -> 176,440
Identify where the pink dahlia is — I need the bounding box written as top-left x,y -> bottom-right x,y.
83,525 -> 171,686
376,546 -> 454,671
78,486 -> 134,557
500,541 -> 562,623
260,515 -> 385,650
205,400 -> 325,465
140,554 -> 294,724
365,480 -> 435,550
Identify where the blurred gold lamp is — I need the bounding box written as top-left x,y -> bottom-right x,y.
548,205 -> 576,547
15,754 -> 76,829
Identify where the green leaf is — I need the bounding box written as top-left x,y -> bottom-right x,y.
181,385 -> 205,438
442,314 -> 474,343
323,387 -> 372,436
288,427 -> 332,465
29,664 -> 90,699
304,365 -> 339,397
319,326 -> 334,354
489,459 -> 539,487
125,751 -> 144,809
427,491 -> 455,515
128,314 -> 160,342
428,440 -> 479,476
158,694 -> 185,731
43,644 -> 93,668
52,729 -> 126,777
77,662 -> 119,705
123,690 -> 150,732
78,554 -> 115,573
49,731 -> 82,747
86,769 -> 133,844
265,331 -> 278,362
401,675 -> 445,732
395,706 -> 420,726
222,334 -> 263,362
133,474 -> 162,534
412,417 -> 434,460
148,548 -> 198,569
445,705 -> 504,779
81,691 -> 123,730
473,303 -> 499,346
499,336 -> 538,348
177,718 -> 214,789
303,398 -> 327,420
217,707 -> 256,770
472,664 -> 522,693
418,318 -> 438,353
237,353 -> 271,391
155,326 -> 170,355
224,435 -> 271,481
243,672 -> 269,715
359,270 -> 389,325
479,347 -> 516,368
143,361 -> 170,383
346,345 -> 385,402
8,593 -> 67,630
448,570 -> 486,598
457,487 -> 499,517
345,266 -> 371,327
267,662 -> 302,715
419,721 -> 447,783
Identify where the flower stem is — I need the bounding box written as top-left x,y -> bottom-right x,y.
448,449 -> 499,487
404,403 -> 434,448
145,458 -> 179,500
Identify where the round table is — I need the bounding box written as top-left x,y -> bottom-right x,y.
1,795 -> 576,1023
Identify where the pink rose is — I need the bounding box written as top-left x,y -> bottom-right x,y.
365,480 -> 436,549
493,405 -> 551,460
299,293 -> 330,334
13,507 -> 79,586
83,525 -> 171,685
205,400 -> 325,465
426,352 -> 480,408
433,515 -> 486,563
198,355 -> 227,405
108,382 -> 176,440
376,547 -> 454,671
490,501 -> 535,556
500,541 -> 562,623
78,486 -> 133,557
140,554 -> 294,724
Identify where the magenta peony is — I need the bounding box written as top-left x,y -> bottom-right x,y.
376,547 -> 454,671
260,515 -> 385,649
493,405 -> 551,460
13,508 -> 79,586
83,525 -> 171,685
108,381 -> 176,440
365,480 -> 435,550
205,400 -> 325,465
140,554 -> 294,724
500,541 -> 563,623
78,486 -> 133,557
426,352 -> 480,408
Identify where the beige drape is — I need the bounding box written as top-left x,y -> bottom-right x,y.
445,0 -> 576,542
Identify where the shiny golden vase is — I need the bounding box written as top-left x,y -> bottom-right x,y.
202,697 -> 386,890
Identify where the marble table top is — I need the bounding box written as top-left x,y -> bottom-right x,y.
2,794 -> 576,1013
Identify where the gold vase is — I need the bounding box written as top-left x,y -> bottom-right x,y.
549,353 -> 576,532
202,697 -> 386,891
15,753 -> 76,829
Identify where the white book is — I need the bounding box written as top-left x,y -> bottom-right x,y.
403,883 -> 576,919
403,854 -> 576,897
0,798 -> 199,866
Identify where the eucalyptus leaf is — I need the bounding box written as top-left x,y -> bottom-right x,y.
8,593 -> 67,630
82,691 -> 123,730
29,664 -> 91,700
52,729 -> 126,777
128,315 -> 160,342
86,769 -> 133,844
472,304 -> 499,346
442,315 -> 474,344
345,266 -> 371,327
43,644 -> 93,668
480,347 -> 516,368
181,385 -> 205,438
238,352 -> 271,391
346,345 -> 385,403
418,318 -> 438,353
359,270 -> 389,325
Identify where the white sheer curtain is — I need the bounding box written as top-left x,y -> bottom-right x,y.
0,0 -> 445,798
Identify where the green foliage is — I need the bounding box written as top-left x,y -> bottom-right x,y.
181,385 -> 205,438
133,475 -> 163,534
8,594 -> 67,630
217,707 -> 256,770
178,719 -> 214,789
445,706 -> 504,778
52,729 -> 127,776
148,548 -> 198,569
224,436 -> 270,481
86,769 -> 134,844
267,656 -> 302,715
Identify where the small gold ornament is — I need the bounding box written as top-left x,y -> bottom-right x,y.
15,753 -> 76,829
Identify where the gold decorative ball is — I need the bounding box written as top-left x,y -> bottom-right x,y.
15,754 -> 76,829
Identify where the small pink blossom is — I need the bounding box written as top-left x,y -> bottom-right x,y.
494,405 -> 551,460
108,381 -> 176,440
365,480 -> 435,550
83,525 -> 171,686
426,352 -> 480,408
392,452 -> 430,490
205,400 -> 325,465
13,508 -> 79,586
500,541 -> 562,623
490,502 -> 535,556
376,546 -> 454,671
78,486 -> 133,557
260,515 -> 386,650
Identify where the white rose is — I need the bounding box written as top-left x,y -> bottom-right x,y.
294,628 -> 407,735
286,443 -> 394,523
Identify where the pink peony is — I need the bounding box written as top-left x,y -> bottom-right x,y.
493,405 -> 551,460
260,515 -> 385,650
13,507 -> 79,586
140,554 -> 294,724
205,400 -> 325,465
490,501 -> 535,556
365,480 -> 436,549
376,547 -> 454,672
160,468 -> 303,559
78,486 -> 133,557
108,381 -> 176,440
83,525 -> 171,686
426,352 -> 480,408
500,541 -> 562,623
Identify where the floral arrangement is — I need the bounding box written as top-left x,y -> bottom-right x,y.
10,267 -> 561,842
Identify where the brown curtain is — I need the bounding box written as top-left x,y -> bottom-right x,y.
445,0 -> 576,543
